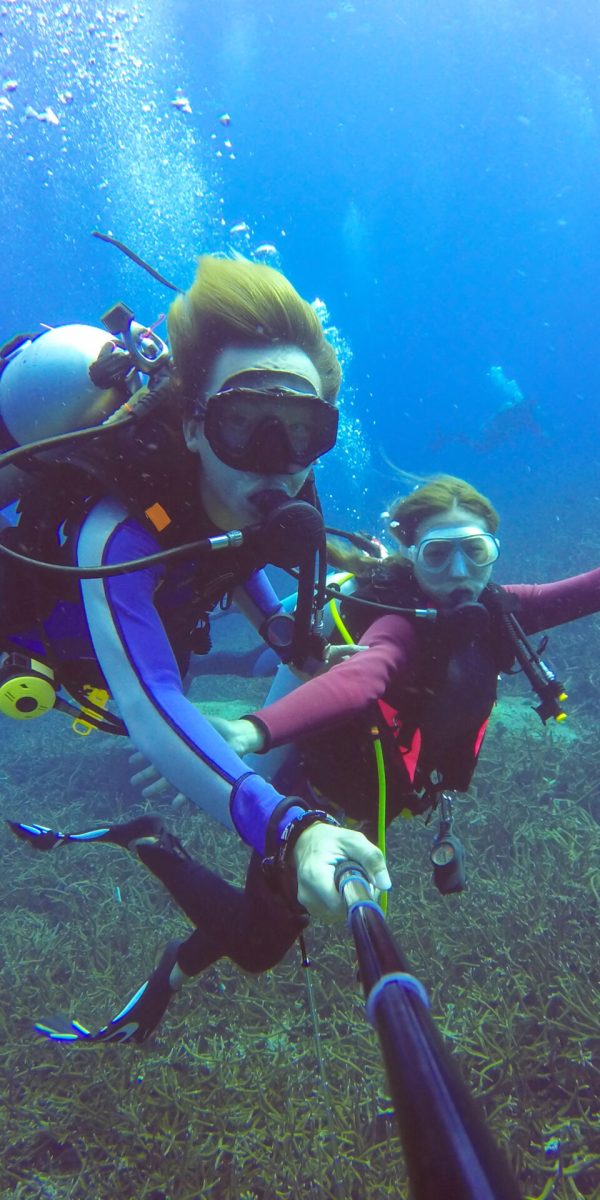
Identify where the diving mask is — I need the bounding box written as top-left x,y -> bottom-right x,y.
406,526 -> 500,575
200,369 -> 339,475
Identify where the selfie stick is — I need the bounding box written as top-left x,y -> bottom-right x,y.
335,861 -> 522,1200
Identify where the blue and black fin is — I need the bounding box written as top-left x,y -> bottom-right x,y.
7,820 -> 112,851
34,940 -> 182,1047
6,815 -> 174,852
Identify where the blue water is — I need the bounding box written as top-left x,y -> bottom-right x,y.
3,0 -> 600,552
1,7 -> 599,1195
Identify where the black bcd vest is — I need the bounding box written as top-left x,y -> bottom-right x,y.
300,564 -> 517,826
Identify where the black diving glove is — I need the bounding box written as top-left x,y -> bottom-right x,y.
34,939 -> 184,1046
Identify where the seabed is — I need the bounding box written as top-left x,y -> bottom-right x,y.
0,674 -> 598,1199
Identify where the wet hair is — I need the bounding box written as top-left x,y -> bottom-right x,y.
389,475 -> 500,547
167,255 -> 341,408
326,541 -> 379,575
326,475 -> 499,577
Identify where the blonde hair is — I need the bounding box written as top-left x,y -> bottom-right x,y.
389,475 -> 500,547
167,255 -> 341,407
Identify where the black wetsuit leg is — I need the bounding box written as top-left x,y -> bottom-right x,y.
137,844 -> 308,976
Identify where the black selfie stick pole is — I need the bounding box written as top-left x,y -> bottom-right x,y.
335,861 -> 522,1200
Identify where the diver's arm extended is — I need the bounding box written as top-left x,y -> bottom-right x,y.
246,613 -> 419,750
505,567 -> 600,634
77,498 -> 301,849
76,498 -> 389,916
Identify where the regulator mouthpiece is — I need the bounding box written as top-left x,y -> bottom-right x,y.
252,498 -> 325,570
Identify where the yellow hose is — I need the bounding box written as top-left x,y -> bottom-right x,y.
328,581 -> 388,913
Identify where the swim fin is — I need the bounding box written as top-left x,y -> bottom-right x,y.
34,939 -> 183,1046
7,814 -> 178,853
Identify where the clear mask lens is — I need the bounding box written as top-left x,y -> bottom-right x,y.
418,533 -> 499,573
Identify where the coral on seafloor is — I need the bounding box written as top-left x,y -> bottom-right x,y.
0,668 -> 598,1199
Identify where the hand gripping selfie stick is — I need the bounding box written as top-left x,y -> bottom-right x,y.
335,862 -> 522,1200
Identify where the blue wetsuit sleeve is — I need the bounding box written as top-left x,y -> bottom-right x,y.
232,569 -> 283,641
76,499 -> 303,854
236,568 -> 281,618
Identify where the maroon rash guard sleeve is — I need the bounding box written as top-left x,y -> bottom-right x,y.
251,566 -> 600,750
249,613 -> 419,750
505,566 -> 600,634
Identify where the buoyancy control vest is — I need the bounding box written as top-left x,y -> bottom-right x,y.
300,564 -> 518,828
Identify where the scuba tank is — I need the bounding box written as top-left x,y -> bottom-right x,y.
0,304 -> 172,512
0,323 -> 133,510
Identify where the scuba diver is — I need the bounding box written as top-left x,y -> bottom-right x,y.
209,473 -> 600,890
458,395 -> 548,454
4,251 -> 389,1045
431,366 -> 549,455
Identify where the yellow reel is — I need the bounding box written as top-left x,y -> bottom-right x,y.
0,654 -> 57,720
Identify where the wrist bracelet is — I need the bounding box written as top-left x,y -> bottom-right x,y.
263,796 -> 310,860
278,809 -> 341,863
262,809 -> 341,902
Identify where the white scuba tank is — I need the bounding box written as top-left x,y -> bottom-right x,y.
0,324 -> 124,509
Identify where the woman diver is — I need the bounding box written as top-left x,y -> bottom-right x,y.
5,253 -> 388,1045
225,474 -> 600,841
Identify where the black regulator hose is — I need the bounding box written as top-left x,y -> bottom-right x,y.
0,426 -> 326,584
250,498 -> 327,667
